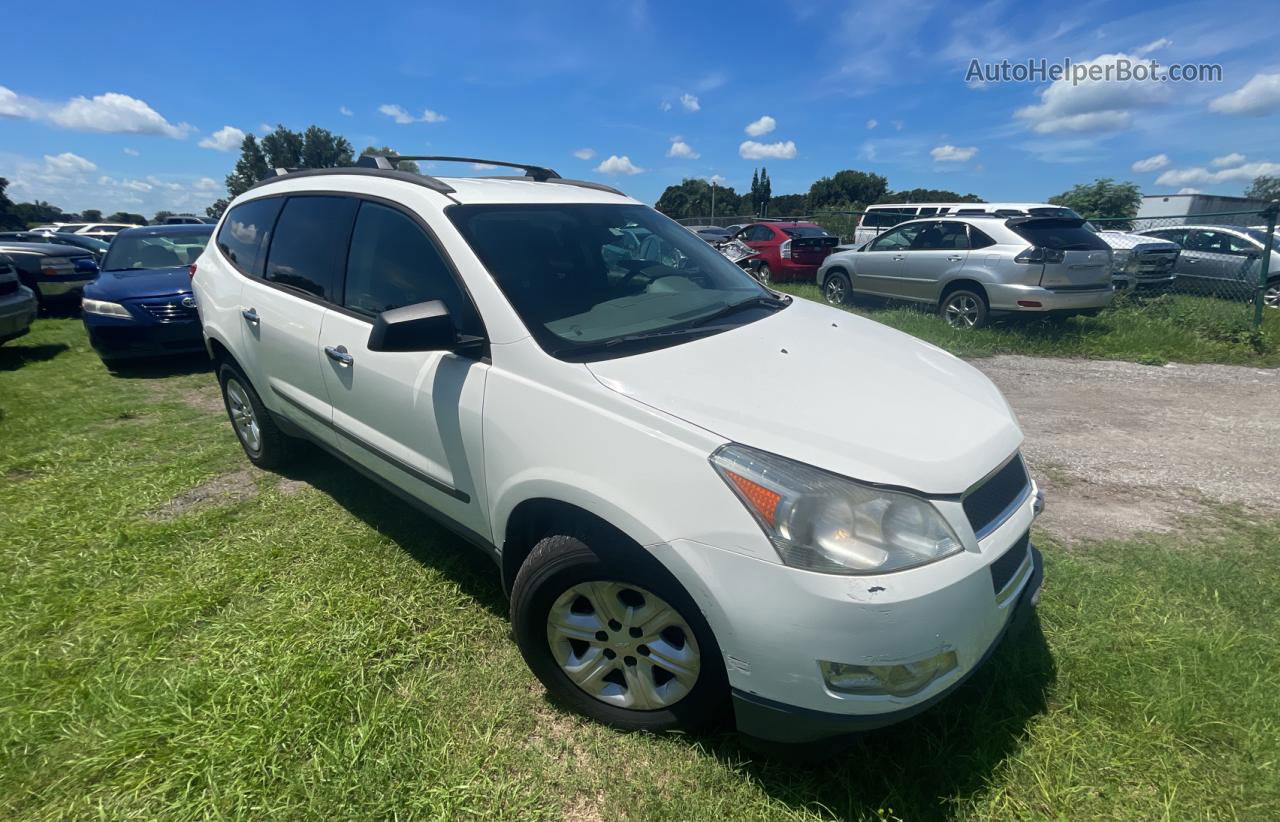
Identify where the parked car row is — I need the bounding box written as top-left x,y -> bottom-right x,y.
1134,225 -> 1280,306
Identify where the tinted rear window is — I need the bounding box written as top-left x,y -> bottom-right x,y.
264,196 -> 359,301
782,226 -> 830,238
1009,220 -> 1110,251
217,197 -> 283,277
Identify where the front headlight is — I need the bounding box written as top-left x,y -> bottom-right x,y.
1110,249 -> 1131,274
711,444 -> 963,575
81,298 -> 132,319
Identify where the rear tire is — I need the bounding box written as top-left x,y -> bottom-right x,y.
939,288 -> 989,329
1265,277 -> 1279,310
752,262 -> 772,285
823,271 -> 852,305
511,533 -> 727,733
217,362 -> 299,470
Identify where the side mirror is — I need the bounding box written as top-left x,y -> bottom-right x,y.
367,300 -> 483,354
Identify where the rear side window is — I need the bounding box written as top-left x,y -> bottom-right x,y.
217,197 -> 283,277
1009,220 -> 1110,251
344,202 -> 480,335
782,226 -> 829,238
863,208 -> 916,228
968,226 -> 997,249
264,196 -> 359,301
745,225 -> 774,242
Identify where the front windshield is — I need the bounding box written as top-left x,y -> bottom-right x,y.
102,230 -> 212,271
448,203 -> 775,358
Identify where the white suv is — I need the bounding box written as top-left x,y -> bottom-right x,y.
192,155 -> 1044,745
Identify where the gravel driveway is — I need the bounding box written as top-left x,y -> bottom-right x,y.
974,356 -> 1279,542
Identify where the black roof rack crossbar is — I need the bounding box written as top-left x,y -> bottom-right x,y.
359,154 -> 561,182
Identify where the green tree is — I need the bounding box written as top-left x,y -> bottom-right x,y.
206,199 -> 229,220
1048,178 -> 1141,219
225,134 -> 270,199
360,146 -> 418,173
1245,175 -> 1280,202
878,188 -> 983,204
759,167 -> 772,216
769,193 -> 808,217
301,125 -> 353,168
808,170 -> 888,210
261,125 -> 304,169
107,211 -> 146,225
82,209 -> 103,222
0,178 -> 20,230
152,210 -> 174,225
11,200 -> 63,227
654,178 -> 744,220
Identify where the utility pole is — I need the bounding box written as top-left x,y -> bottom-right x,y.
711,179 -> 716,222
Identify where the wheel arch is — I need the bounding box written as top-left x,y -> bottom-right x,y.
939,278 -> 990,305
498,489 -> 664,595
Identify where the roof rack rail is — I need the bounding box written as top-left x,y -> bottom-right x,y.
247,165 -> 457,196
359,154 -> 561,182
476,175 -> 626,197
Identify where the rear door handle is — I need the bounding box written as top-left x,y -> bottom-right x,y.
241,307 -> 259,324
947,255 -> 964,262
324,345 -> 353,367
1185,258 -> 1198,264
892,255 -> 906,261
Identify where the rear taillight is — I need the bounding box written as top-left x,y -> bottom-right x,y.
188,263 -> 197,279
780,239 -> 792,260
1014,246 -> 1065,264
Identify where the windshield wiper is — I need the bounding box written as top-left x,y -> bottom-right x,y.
554,326 -> 722,358
688,294 -> 791,327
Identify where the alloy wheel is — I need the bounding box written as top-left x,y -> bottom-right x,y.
824,276 -> 847,304
1265,282 -> 1280,309
545,581 -> 700,711
944,294 -> 981,328
224,377 -> 262,454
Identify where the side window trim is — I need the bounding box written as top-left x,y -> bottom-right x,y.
261,194 -> 360,304
216,194 -> 285,279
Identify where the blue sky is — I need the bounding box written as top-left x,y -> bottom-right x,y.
2,0 -> 1278,216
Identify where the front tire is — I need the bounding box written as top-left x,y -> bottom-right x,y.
940,288 -> 989,329
218,362 -> 299,470
1265,277 -> 1279,310
823,271 -> 852,305
511,534 -> 726,732
752,261 -> 772,285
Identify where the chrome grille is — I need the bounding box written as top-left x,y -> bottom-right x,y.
140,300 -> 197,323
1136,249 -> 1178,279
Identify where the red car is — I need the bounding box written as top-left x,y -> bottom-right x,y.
735,221 -> 839,284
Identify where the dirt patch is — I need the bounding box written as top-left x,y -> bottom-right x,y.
178,384 -> 226,414
275,477 -> 309,496
973,355 -> 1280,543
562,794 -> 605,822
146,467 -> 261,521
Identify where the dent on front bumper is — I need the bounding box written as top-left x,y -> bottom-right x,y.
731,545 -> 1043,744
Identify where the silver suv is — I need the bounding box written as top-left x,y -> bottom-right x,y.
818,215 -> 1114,328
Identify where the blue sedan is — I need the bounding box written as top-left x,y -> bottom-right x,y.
82,224 -> 214,363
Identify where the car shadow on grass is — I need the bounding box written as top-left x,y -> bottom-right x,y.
104,353 -> 214,379
0,342 -> 70,371
696,615 -> 1056,820
272,448 -> 508,618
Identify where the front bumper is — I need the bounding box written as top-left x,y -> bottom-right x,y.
38,277 -> 96,298
0,287 -> 38,342
732,545 -> 1043,743
84,316 -> 205,360
987,283 -> 1113,313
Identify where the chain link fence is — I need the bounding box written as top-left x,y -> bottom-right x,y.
677,206 -> 1279,329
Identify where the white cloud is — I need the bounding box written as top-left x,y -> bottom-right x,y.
0,85 -> 193,138
44,153 -> 96,175
1014,52 -> 1171,134
1212,152 -> 1246,167
50,92 -> 193,137
931,144 -> 978,163
573,147 -> 596,160
194,177 -> 220,191
1209,73 -> 1280,116
679,93 -> 700,112
667,138 -> 700,159
121,179 -> 153,192
744,115 -> 776,136
472,163 -> 498,170
659,100 -> 673,112
339,105 -> 353,116
1177,187 -> 1202,194
1135,37 -> 1171,55
892,120 -> 904,131
122,147 -> 140,157
866,118 -> 878,129
1156,161 -> 1280,186
738,140 -> 797,160
378,104 -> 447,124
594,155 -> 644,175
1131,153 -> 1170,172
258,123 -> 272,134
706,174 -> 728,185
198,125 -> 246,152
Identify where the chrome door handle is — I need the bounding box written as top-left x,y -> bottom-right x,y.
947,256 -> 964,262
241,307 -> 259,324
1185,258 -> 1198,263
892,255 -> 906,261
324,345 -> 354,367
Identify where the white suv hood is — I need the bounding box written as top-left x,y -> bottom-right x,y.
586,298 -> 1022,495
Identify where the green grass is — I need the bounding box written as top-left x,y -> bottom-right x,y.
774,285 -> 1280,367
1,319 -> 1277,819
